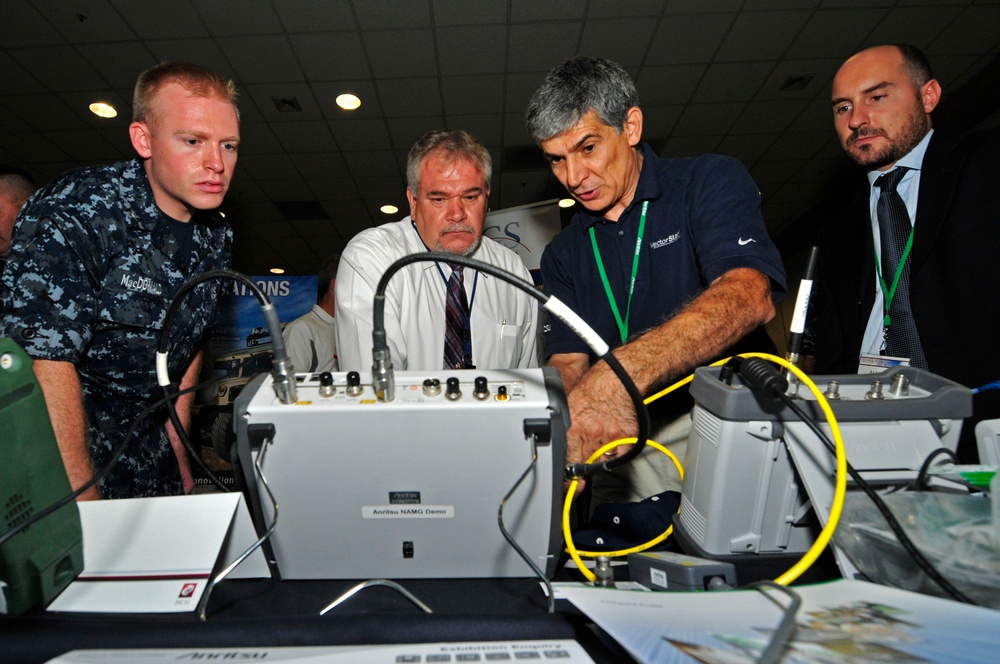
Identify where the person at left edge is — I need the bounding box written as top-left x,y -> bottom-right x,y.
336,129 -> 538,372
0,62 -> 240,500
0,167 -> 38,276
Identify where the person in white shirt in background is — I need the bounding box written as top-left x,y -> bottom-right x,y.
335,129 -> 538,372
283,253 -> 339,373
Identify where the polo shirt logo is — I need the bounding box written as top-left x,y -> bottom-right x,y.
650,232 -> 680,250
121,273 -> 164,296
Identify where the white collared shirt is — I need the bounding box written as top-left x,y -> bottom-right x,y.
335,217 -> 539,372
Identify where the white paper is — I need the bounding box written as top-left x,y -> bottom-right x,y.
47,493 -> 268,613
561,578 -> 1000,664
45,640 -> 595,663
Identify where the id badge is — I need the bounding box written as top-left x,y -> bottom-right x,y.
858,352 -> 910,374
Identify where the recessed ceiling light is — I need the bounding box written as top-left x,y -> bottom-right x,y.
336,93 -> 361,110
89,102 -> 117,118
380,204 -> 399,215
270,268 -> 285,275
558,198 -> 576,208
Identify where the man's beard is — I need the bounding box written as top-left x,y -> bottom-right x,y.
846,104 -> 931,170
436,224 -> 481,256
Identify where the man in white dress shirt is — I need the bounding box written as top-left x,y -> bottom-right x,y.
335,129 -> 538,372
282,253 -> 339,373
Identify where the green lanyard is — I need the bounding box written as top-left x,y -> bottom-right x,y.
589,201 -> 648,344
873,223 -> 916,330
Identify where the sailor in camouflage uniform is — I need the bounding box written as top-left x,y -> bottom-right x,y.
0,63 -> 240,499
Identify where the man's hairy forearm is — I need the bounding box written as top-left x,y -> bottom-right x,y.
562,268 -> 776,465
613,267 -> 775,394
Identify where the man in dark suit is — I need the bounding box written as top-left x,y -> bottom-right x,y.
815,44 -> 1000,462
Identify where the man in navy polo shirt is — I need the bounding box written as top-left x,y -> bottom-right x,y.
527,57 -> 786,502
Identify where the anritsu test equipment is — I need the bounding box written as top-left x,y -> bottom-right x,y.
234,367 -> 567,581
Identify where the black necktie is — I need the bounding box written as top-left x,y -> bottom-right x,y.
876,168 -> 927,368
444,266 -> 469,369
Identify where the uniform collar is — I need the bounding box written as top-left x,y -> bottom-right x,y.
124,158 -> 226,268
578,142 -> 663,230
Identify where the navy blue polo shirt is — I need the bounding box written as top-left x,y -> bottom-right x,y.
541,143 -> 786,359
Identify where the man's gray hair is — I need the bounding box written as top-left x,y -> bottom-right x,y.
525,57 -> 640,142
406,129 -> 492,194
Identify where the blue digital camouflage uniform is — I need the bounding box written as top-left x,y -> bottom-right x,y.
0,159 -> 232,499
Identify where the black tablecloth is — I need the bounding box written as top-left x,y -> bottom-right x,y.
0,577 -> 634,663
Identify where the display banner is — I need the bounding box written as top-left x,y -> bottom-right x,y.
482,199 -> 562,286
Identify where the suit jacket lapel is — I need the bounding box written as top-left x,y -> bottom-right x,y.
913,131 -> 964,272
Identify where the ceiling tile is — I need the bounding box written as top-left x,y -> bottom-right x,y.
109,0 -> 209,40
257,178 -> 315,201
364,30 -> 437,79
761,130 -> 830,161
665,0 -> 743,12
145,39 -> 235,80
6,92 -> 89,131
272,0 -> 355,33
244,82 -> 325,122
306,177 -> 360,201
716,11 -> 813,61
588,0 -> 664,18
510,0 -> 587,22
237,152 -> 301,180
1,0 -> 64,47
692,61 -> 777,103
508,23 -> 581,73
928,5 -> 1000,55
10,45 -> 109,92
0,52 -> 48,94
290,152 -> 351,180
354,0 -> 431,30
33,0 -> 138,43
341,150 -> 399,178
437,25 -> 507,76
236,123 -> 285,155
743,0 -> 821,9
716,133 -> 780,166
754,58 -> 840,101
218,35 -> 303,84
328,118 -> 392,151
730,99 -> 810,134
579,18 -> 658,68
636,64 -> 708,105
191,0 -> 282,36
378,77 -> 443,117
224,178 -> 270,203
431,0 -> 508,26
672,102 -> 746,136
503,112 -> 534,146
271,120 -> 339,153
2,131 -> 73,163
641,105 -> 685,139
78,42 -> 157,89
442,75 -> 503,116
660,134 -> 723,157
786,8 -> 887,59
646,13 -> 735,65
505,72 -> 549,114
291,32 -> 370,81
447,114 -> 504,147
386,116 -> 448,150
863,6 -> 963,51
